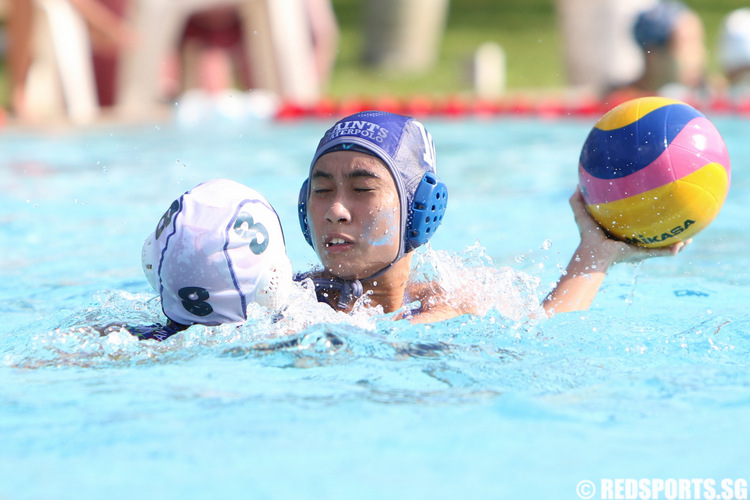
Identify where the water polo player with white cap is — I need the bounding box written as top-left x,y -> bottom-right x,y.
297,110 -> 462,322
133,179 -> 292,341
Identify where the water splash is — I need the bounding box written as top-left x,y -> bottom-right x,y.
409,243 -> 546,321
9,241 -> 742,395
4,245 -> 548,370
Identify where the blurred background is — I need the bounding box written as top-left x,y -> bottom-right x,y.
329,0 -> 741,97
0,0 -> 747,125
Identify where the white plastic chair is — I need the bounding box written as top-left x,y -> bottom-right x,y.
117,0 -> 321,118
27,0 -> 99,124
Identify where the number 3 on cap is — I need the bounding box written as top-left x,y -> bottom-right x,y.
234,213 -> 269,254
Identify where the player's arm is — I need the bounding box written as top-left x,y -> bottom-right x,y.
542,189 -> 689,316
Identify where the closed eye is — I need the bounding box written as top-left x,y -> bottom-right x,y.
311,182 -> 334,195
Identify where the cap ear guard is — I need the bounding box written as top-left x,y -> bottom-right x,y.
141,233 -> 159,292
299,173 -> 447,252
406,172 -> 448,252
298,179 -> 313,247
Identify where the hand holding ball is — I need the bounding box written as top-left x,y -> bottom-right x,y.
578,97 -> 731,248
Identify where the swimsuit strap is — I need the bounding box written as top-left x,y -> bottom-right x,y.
127,320 -> 188,342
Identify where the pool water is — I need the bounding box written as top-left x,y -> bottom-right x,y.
1,113 -> 749,500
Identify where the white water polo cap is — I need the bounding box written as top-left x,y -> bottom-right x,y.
719,8 -> 750,74
141,179 -> 292,326
298,110 -> 448,266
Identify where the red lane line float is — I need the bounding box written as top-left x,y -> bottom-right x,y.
274,94 -> 750,121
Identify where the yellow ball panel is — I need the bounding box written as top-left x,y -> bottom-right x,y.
586,163 -> 729,248
595,97 -> 683,131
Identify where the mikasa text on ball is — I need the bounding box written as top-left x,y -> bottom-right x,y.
578,97 -> 731,248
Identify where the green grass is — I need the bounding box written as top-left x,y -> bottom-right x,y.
326,0 -> 742,99
328,0 -> 564,98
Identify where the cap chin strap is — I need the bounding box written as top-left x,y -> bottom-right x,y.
306,256 -> 400,310
310,276 -> 364,310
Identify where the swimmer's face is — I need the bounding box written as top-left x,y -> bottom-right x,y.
307,151 -> 400,280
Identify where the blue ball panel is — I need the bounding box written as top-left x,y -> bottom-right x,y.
579,103 -> 703,180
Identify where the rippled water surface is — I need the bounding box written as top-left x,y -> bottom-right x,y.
1,114 -> 748,499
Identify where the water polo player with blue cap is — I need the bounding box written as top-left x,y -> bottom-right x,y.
629,0 -> 706,95
297,110 -> 690,321
297,110 -> 457,321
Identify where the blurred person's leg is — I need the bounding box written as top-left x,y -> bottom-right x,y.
76,0 -> 132,107
304,0 -> 339,87
670,9 -> 706,90
8,0 -> 34,118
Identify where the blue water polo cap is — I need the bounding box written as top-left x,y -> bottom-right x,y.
634,0 -> 687,48
298,110 -> 448,265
